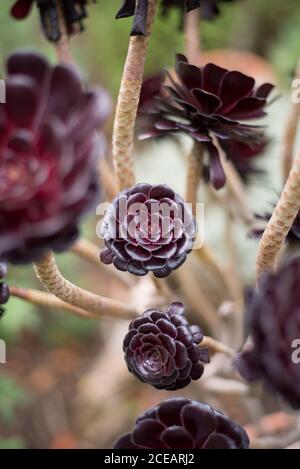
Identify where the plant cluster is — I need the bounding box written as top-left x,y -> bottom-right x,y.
2,0 -> 300,450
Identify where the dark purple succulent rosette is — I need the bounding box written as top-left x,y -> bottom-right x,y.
0,51 -> 111,264
235,256 -> 300,409
11,0 -> 96,42
100,183 -> 197,278
123,302 -> 209,390
114,397 -> 250,449
116,0 -> 201,36
140,54 -> 273,189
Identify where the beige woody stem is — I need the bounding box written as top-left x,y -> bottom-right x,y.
201,336 -> 235,358
256,147 -> 300,278
10,286 -> 98,320
282,58 -> 300,182
71,239 -> 135,288
112,0 -> 158,190
34,252 -> 138,319
55,0 -> 74,64
184,8 -> 201,65
185,142 -> 232,300
185,141 -> 204,215
212,134 -> 255,226
99,158 -> 119,201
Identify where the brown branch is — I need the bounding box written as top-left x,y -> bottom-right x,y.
212,134 -> 255,226
151,275 -> 173,301
175,265 -> 220,333
10,286 -> 98,320
55,0 -> 74,64
99,158 -> 119,201
185,141 -> 203,215
112,0 -> 158,190
184,8 -> 201,65
71,238 -> 135,288
201,336 -> 235,358
185,142 -> 232,302
256,146 -> 300,278
34,252 -> 139,319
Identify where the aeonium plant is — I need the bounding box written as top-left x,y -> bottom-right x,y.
3,0 -> 300,451
0,50 -> 111,264
11,0 -> 97,42
139,54 -> 273,190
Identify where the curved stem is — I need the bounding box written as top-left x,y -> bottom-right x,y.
175,265 -> 220,333
201,336 -> 235,358
99,158 -> 119,201
184,8 -> 201,64
71,239 -> 135,288
212,134 -> 255,226
151,274 -> 173,300
224,214 -> 244,310
55,0 -> 74,64
112,0 -> 158,190
10,286 -> 98,320
185,141 -> 232,300
34,252 -> 138,319
185,141 -> 203,215
256,147 -> 300,278
71,238 -> 102,266
282,58 -> 300,182
194,246 -> 232,301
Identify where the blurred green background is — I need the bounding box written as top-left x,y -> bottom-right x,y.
1,0 -> 300,449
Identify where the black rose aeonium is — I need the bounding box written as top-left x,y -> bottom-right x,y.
140,54 -> 273,189
116,0 -> 202,36
11,0 -> 96,42
0,51 -> 111,264
114,398 -> 249,449
100,183 -> 197,278
123,302 -> 209,390
235,255 -> 300,409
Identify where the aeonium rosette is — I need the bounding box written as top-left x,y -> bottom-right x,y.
0,50 -> 111,264
100,183 -> 197,278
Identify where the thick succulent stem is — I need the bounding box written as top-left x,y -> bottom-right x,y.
185,142 -> 232,300
184,8 -> 201,65
282,58 -> 300,182
34,252 -> 138,319
99,158 -> 119,201
212,134 -> 255,226
151,275 -> 173,300
55,0 -> 74,64
194,246 -> 232,301
256,148 -> 300,278
175,265 -> 220,333
201,336 -> 235,358
112,0 -> 158,190
185,141 -> 203,215
71,239 -> 135,288
10,286 -> 98,320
